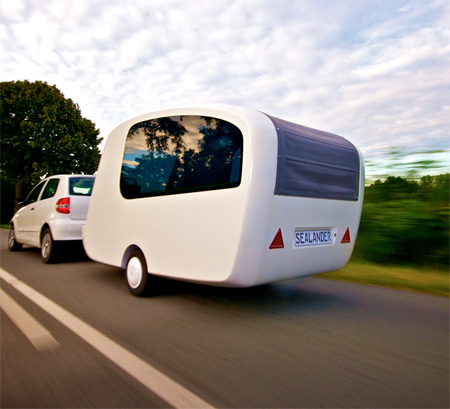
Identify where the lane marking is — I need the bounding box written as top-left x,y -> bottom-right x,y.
0,268 -> 214,409
0,288 -> 60,352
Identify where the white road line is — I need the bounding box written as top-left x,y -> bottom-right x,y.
0,268 -> 214,409
0,288 -> 60,352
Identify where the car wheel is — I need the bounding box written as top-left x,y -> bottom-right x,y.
8,226 -> 22,251
41,228 -> 56,263
126,249 -> 152,296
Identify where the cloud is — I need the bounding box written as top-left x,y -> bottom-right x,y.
0,0 -> 449,173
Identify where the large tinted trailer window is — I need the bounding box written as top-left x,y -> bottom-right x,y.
121,115 -> 243,199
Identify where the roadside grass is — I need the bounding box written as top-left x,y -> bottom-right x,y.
317,259 -> 449,297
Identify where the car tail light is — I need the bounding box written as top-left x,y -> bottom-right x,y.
56,197 -> 70,214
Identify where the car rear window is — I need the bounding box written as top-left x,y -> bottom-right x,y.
69,177 -> 95,196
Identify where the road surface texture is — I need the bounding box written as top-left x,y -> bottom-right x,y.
1,229 -> 448,408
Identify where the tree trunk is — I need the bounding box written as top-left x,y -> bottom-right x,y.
14,175 -> 24,213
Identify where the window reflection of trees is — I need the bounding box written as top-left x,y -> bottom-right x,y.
121,116 -> 243,198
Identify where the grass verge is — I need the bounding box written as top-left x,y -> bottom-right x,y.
317,259 -> 449,297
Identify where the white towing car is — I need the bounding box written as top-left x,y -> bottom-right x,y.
8,174 -> 95,263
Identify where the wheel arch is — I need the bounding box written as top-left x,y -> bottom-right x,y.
8,222 -> 23,251
40,223 -> 51,245
121,245 -> 142,269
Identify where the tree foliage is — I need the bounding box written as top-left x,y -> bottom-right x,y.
354,174 -> 449,268
1,80 -> 102,219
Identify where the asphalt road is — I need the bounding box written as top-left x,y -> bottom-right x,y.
1,229 -> 448,408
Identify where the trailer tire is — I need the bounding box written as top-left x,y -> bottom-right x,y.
125,249 -> 152,296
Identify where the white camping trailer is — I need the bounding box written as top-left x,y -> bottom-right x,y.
83,105 -> 364,296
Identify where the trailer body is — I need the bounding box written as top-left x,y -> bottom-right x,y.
83,105 -> 364,294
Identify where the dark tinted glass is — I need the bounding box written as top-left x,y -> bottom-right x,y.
41,178 -> 60,200
69,177 -> 94,196
121,115 -> 243,199
25,181 -> 45,204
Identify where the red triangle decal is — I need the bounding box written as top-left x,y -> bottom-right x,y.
269,229 -> 284,249
341,228 -> 351,243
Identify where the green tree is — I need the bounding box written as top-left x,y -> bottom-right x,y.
0,80 -> 102,217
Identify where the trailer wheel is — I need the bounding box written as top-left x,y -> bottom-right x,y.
125,249 -> 151,296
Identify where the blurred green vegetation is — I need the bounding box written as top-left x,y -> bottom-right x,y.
319,173 -> 448,296
354,173 -> 449,268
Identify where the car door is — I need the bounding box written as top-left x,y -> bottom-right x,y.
14,181 -> 46,243
29,178 -> 61,246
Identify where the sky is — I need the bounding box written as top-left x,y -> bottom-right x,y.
1,0 -> 449,178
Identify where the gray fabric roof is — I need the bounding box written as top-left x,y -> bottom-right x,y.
265,114 -> 360,201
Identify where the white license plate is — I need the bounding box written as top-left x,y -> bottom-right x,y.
294,229 -> 333,247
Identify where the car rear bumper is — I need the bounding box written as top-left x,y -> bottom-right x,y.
49,218 -> 86,241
